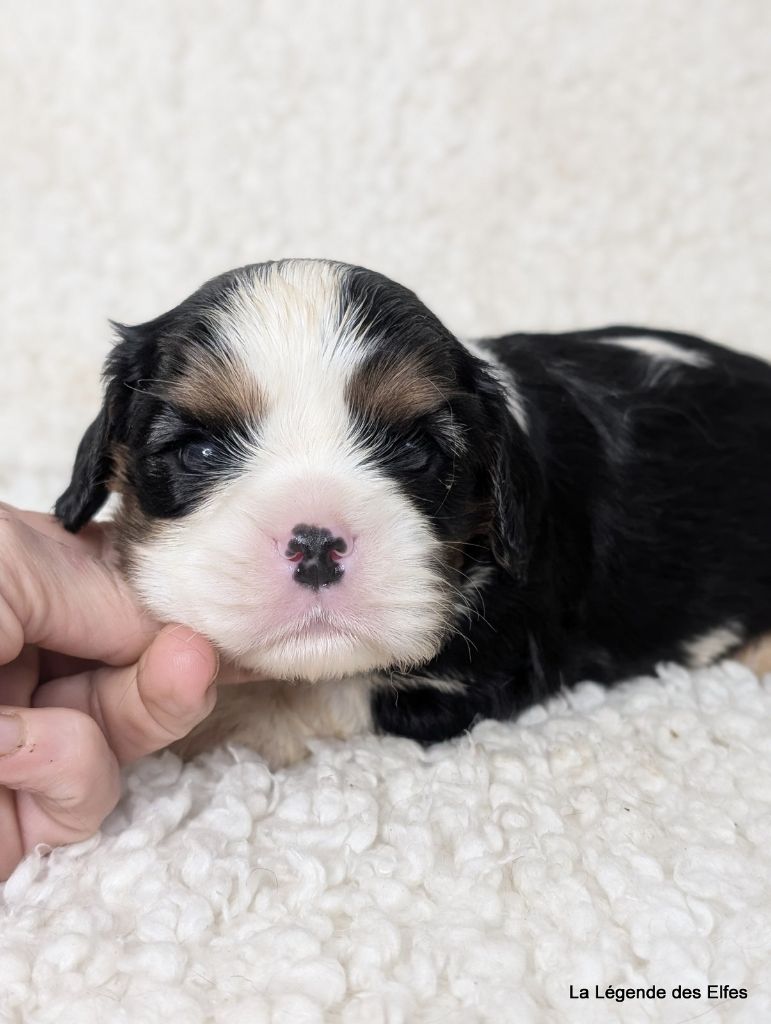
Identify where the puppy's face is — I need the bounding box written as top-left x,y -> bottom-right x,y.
57,260 -> 520,680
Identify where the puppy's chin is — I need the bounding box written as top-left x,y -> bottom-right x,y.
229,624 -> 446,683
235,635 -> 390,682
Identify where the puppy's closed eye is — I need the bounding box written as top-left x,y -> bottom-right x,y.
374,419 -> 447,475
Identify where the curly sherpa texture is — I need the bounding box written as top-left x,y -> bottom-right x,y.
1,0 -> 771,1020
2,665 -> 771,1022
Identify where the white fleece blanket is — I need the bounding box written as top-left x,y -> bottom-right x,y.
2,2 -> 770,1021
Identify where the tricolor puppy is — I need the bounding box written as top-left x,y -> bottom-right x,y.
55,260 -> 771,767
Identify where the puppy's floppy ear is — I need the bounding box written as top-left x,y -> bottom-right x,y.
54,404 -> 116,532
54,322 -> 146,533
474,362 -> 544,582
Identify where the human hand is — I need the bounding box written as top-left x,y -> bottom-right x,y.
0,504 -> 219,881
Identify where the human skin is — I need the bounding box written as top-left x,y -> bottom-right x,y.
0,504 -> 222,881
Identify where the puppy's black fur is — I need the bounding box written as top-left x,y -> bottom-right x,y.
374,324 -> 771,741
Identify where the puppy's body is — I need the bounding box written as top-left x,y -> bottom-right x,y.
55,261 -> 771,765
381,325 -> 771,743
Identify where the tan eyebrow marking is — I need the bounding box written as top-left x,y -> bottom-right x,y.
346,350 -> 455,423
168,348 -> 265,424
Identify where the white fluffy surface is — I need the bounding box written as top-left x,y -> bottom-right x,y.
4,667 -> 771,1022
2,2 -> 771,1021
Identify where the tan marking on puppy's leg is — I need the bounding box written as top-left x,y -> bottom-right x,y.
171,675 -> 374,770
735,633 -> 771,676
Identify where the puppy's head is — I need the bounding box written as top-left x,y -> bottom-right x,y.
56,260 -> 532,680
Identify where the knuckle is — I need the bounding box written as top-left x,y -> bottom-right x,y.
0,595 -> 24,664
53,710 -> 118,806
0,512 -> 20,554
0,517 -> 34,648
60,707 -> 105,752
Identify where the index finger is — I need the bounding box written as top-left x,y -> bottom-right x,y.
0,504 -> 111,560
0,513 -> 157,666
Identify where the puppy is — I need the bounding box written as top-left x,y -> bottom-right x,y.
55,260 -> 771,767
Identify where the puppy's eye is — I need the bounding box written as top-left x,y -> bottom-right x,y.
177,439 -> 222,473
398,426 -> 443,473
401,436 -> 431,468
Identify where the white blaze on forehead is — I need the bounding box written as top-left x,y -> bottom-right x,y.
203,259 -> 366,461
597,334 -> 711,368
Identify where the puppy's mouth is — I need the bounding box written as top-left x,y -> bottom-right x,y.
231,607 -> 394,682
266,608 -> 373,647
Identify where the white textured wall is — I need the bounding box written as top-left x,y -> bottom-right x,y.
1,0 -> 769,508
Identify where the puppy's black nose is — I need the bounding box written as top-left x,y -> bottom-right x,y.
286,523 -> 347,589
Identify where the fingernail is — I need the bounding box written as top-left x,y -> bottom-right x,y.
0,712 -> 23,756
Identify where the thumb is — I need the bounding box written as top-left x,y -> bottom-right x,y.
36,625 -> 219,764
